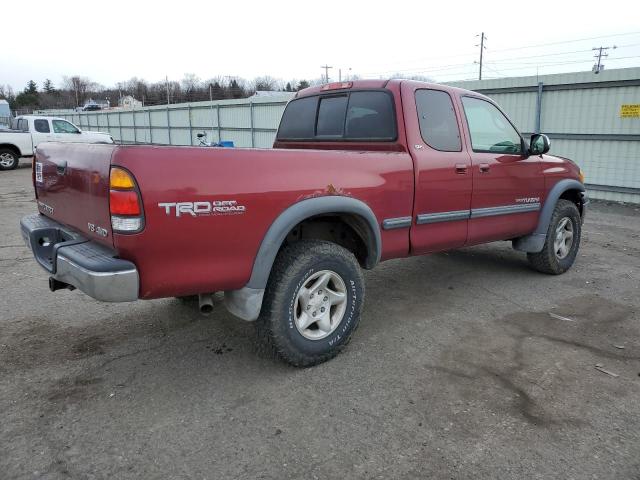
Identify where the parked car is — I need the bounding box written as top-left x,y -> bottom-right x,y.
20,80 -> 587,366
0,115 -> 113,170
83,104 -> 102,111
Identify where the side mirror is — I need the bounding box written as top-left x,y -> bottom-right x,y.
529,133 -> 550,156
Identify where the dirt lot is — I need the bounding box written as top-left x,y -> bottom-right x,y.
1,163 -> 639,479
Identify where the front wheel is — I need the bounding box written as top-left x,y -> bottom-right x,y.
0,149 -> 19,170
527,199 -> 582,274
257,240 -> 365,367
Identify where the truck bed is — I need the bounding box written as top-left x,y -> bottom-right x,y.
34,142 -> 415,299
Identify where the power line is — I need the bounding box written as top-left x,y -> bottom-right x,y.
475,55 -> 640,76
362,41 -> 640,79
487,30 -> 640,53
359,31 -> 640,78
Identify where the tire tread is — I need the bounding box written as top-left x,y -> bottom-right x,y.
256,240 -> 364,367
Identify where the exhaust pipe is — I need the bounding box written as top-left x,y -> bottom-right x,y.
198,293 -> 214,315
49,277 -> 75,292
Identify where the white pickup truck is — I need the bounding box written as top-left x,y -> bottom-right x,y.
0,115 -> 113,170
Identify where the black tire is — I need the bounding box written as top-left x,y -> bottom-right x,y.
256,240 -> 365,367
0,148 -> 19,171
527,199 -> 581,274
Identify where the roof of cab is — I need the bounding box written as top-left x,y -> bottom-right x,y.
16,115 -> 66,121
295,78 -> 489,101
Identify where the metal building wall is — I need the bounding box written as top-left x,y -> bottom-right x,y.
449,68 -> 640,203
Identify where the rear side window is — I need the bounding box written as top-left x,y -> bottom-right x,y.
277,90 -> 396,141
34,119 -> 50,133
276,96 -> 317,140
415,90 -> 461,152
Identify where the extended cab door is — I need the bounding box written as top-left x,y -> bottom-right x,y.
401,84 -> 472,254
30,118 -> 55,147
459,96 -> 544,244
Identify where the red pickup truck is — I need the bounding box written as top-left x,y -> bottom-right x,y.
21,79 -> 587,366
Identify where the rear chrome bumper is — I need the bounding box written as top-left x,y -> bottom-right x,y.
20,214 -> 139,302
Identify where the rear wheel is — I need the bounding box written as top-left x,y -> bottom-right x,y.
527,199 -> 581,274
257,240 -> 365,367
0,149 -> 19,170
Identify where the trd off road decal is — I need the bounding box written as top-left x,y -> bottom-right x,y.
158,201 -> 246,217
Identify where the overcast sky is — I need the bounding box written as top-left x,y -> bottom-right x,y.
2,0 -> 640,91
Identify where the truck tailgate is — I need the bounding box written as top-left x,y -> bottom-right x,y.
34,142 -> 116,247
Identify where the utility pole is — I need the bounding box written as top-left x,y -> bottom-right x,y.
592,45 -> 616,74
477,32 -> 487,80
165,75 -> 170,105
321,64 -> 332,83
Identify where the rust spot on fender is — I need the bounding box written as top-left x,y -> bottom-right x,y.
297,184 -> 352,202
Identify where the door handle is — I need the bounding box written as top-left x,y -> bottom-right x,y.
455,163 -> 468,174
479,163 -> 490,173
54,160 -> 67,175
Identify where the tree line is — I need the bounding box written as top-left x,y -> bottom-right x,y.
0,74 -> 314,112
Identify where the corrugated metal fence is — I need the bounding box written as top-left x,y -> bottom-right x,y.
41,68 -> 640,202
41,95 -> 294,149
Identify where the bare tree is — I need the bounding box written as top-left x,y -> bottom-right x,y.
251,76 -> 280,92
181,73 -> 201,101
62,75 -> 96,107
0,85 -> 15,102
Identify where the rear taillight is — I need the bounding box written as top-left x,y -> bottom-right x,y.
109,167 -> 144,233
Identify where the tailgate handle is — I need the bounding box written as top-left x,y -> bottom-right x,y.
55,160 -> 67,175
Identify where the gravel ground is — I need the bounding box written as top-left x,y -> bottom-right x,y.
1,163 -> 639,479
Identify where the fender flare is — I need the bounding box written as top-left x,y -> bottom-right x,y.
224,196 -> 382,321
248,195 -> 381,289
513,179 -> 586,253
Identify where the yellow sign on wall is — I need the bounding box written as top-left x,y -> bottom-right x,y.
620,104 -> 640,118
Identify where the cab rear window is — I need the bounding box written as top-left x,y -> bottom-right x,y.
277,91 -> 396,141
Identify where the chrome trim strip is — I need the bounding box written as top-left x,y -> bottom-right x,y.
416,210 -> 470,225
470,202 -> 541,219
382,216 -> 412,230
416,203 -> 541,225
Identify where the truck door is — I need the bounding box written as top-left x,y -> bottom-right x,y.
401,84 -> 472,254
459,96 -> 544,245
30,118 -> 55,147
52,119 -> 82,142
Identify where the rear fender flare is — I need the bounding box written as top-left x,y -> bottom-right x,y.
246,196 -> 381,290
224,196 -> 381,321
